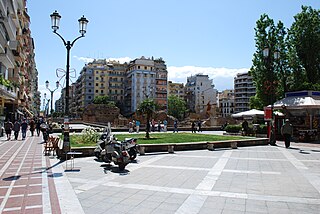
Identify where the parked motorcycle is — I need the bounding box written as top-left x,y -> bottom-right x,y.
122,138 -> 138,160
94,123 -> 132,171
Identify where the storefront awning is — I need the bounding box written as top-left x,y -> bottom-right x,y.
16,109 -> 24,115
24,107 -> 34,118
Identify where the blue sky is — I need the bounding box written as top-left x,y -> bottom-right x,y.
27,0 -> 320,109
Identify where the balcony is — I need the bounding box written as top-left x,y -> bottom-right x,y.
2,15 -> 16,41
0,84 -> 17,100
0,48 -> 15,68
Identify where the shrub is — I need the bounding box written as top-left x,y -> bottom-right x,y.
225,125 -> 242,133
80,127 -> 99,144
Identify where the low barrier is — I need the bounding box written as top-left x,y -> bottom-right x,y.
68,138 -> 269,157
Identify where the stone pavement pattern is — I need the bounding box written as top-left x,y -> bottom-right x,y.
0,132 -> 320,214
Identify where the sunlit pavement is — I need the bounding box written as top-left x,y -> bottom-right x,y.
0,131 -> 320,213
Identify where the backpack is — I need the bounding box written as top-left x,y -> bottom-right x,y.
5,122 -> 12,130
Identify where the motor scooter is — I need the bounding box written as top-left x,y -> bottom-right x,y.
122,138 -> 138,160
94,123 -> 131,170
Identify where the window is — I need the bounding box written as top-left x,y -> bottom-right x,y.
88,89 -> 91,92
96,77 -> 99,80
101,84 -> 103,87
96,83 -> 98,86
96,70 -> 98,74
89,83 -> 91,86
101,90 -> 103,93
144,66 -> 147,70
89,76 -> 92,79
138,66 -> 140,69
96,90 -> 98,93
88,96 -> 91,99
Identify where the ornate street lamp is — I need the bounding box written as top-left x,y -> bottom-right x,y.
50,10 -> 88,155
45,80 -> 59,122
263,47 -> 278,145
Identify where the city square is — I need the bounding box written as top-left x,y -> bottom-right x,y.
1,1 -> 320,213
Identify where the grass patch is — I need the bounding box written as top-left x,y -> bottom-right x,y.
69,133 -> 248,147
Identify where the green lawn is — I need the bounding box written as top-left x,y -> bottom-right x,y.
70,133 -> 247,147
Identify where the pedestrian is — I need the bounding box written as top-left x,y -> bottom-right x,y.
191,121 -> 196,133
281,119 -> 293,148
173,120 -> 178,133
135,120 -> 140,133
13,120 -> 21,140
158,120 -> 161,132
128,121 -> 133,133
198,120 -> 202,132
242,119 -> 249,136
163,119 -> 167,132
152,119 -> 155,132
29,119 -> 35,136
36,119 -> 41,136
4,120 -> 13,140
21,119 -> 28,140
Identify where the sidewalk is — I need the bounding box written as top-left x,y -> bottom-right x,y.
0,132 -> 83,214
0,132 -> 320,213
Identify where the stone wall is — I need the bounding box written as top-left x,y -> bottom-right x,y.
82,104 -> 127,126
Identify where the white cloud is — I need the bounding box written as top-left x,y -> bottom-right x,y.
167,66 -> 249,91
74,56 -> 132,64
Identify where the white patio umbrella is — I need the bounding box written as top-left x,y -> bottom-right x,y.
232,109 -> 264,118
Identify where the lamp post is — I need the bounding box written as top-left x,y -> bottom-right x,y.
45,80 -> 59,122
43,93 -> 50,118
263,47 -> 279,145
142,86 -> 153,139
50,10 -> 88,154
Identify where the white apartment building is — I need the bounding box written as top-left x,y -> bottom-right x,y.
234,72 -> 256,113
185,74 -> 217,114
218,89 -> 234,117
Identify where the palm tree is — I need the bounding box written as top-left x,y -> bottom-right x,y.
137,98 -> 156,139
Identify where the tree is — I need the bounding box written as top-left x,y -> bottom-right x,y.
250,14 -> 283,109
168,95 -> 187,120
288,6 -> 320,89
137,98 -> 156,139
92,95 -> 115,106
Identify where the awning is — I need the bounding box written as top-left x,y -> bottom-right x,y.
16,109 -> 24,115
232,109 -> 264,118
24,107 -> 34,118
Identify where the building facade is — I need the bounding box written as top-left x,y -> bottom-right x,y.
185,74 -> 217,114
125,56 -> 168,114
0,0 -> 38,127
168,81 -> 184,99
218,89 -> 234,117
234,72 -> 256,113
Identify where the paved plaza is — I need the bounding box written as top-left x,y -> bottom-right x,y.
0,132 -> 320,213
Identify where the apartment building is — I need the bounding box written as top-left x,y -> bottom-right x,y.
185,74 -> 217,114
0,0 -> 38,126
234,72 -> 256,113
218,89 -> 234,117
125,56 -> 168,114
168,81 -> 184,99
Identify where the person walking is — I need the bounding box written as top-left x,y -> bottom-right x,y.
13,120 -> 21,140
36,119 -> 41,136
173,120 -> 178,133
21,119 -> 28,140
157,120 -> 161,132
135,120 -> 140,133
281,119 -> 293,148
191,121 -> 196,133
4,120 -> 13,140
163,119 -> 167,132
128,121 -> 133,133
197,120 -> 202,132
242,119 -> 249,136
29,119 -> 35,136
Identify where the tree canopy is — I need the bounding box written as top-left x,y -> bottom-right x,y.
250,6 -> 320,109
168,95 -> 186,120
